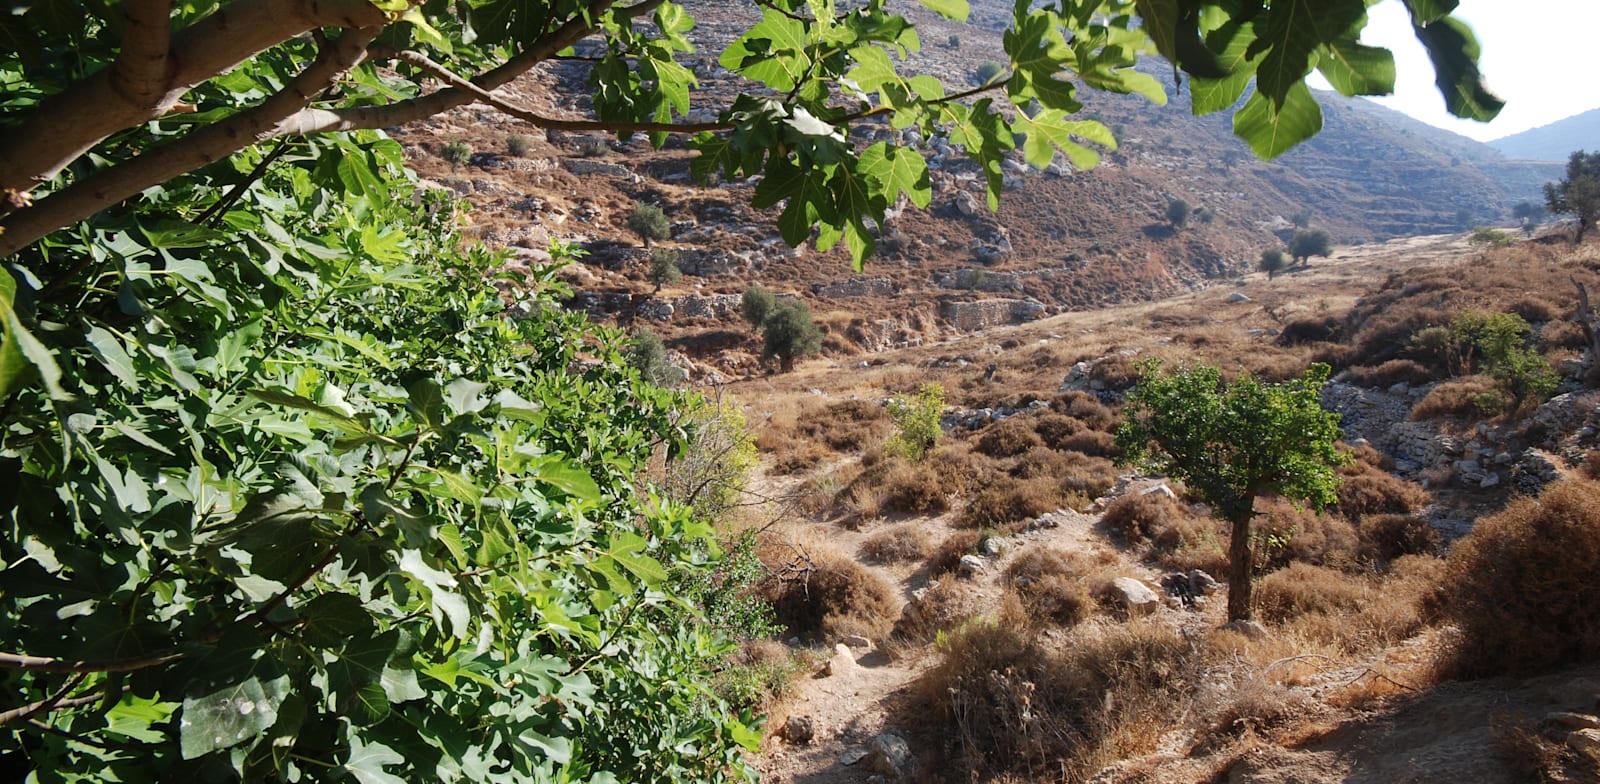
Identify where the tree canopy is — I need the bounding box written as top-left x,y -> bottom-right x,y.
0,0 -> 1500,265
1116,362 -> 1347,621
1546,150 -> 1600,243
1289,228 -> 1334,265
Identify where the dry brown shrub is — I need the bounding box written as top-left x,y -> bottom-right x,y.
1032,413 -> 1085,448
1010,446 -> 1073,479
1540,318 -> 1588,351
925,441 -> 995,497
1005,548 -> 1097,627
1057,429 -> 1117,457
760,543 -> 896,643
876,460 -> 951,516
1056,451 -> 1117,498
892,580 -> 979,643
1245,352 -> 1315,384
766,441 -> 828,475
1433,478 -> 1600,678
1198,678 -> 1322,747
1088,354 -> 1141,391
1050,391 -> 1116,431
1254,499 -> 1361,571
1343,441 -> 1390,469
1101,490 -> 1184,544
797,399 -> 890,452
1152,517 -> 1229,576
860,523 -> 931,564
911,617 -> 1200,780
1278,315 -> 1341,345
1255,563 -> 1370,623
973,416 -> 1043,458
1411,375 -> 1506,420
1490,714 -> 1597,784
959,476 -> 1079,529
1336,465 -> 1430,521
928,530 -> 983,575
1583,450 -> 1600,481
1359,514 -> 1442,560
1508,296 -> 1561,324
1341,359 -> 1437,388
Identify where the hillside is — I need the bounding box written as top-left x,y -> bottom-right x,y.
1489,108 -> 1600,162
390,0 -> 1564,377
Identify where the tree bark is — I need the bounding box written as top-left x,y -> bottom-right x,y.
1225,505 -> 1255,622
0,0 -> 390,194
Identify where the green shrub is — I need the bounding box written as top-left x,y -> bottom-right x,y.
741,284 -> 776,328
627,327 -> 687,387
761,300 -> 823,372
887,383 -> 946,461
973,60 -> 1006,85
440,138 -> 472,170
1468,227 -> 1515,247
649,247 -> 682,289
627,202 -> 672,247
506,133 -> 532,156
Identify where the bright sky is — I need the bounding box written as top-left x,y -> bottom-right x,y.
1334,0 -> 1600,142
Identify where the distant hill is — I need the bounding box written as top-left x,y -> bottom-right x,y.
1488,108 -> 1600,161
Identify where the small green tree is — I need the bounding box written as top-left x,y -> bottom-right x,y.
1451,311 -> 1558,405
1291,207 -> 1314,228
440,139 -> 473,171
761,300 -> 823,372
1468,227 -> 1515,247
1116,362 -> 1348,621
973,60 -> 1006,85
627,328 -> 687,387
1166,197 -> 1191,230
1512,200 -> 1546,235
887,383 -> 946,461
1288,229 -> 1333,266
1259,248 -> 1289,279
627,203 -> 672,248
741,285 -> 776,329
649,248 -> 682,293
1545,150 -> 1600,243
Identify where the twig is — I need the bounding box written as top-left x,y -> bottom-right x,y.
0,651 -> 183,674
0,674 -> 93,725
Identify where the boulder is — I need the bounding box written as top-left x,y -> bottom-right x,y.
1107,577 -> 1160,616
1222,619 -> 1269,640
1188,569 -> 1220,595
823,643 -> 857,676
957,554 -> 987,578
781,714 -> 815,745
1567,728 -> 1600,764
868,732 -> 912,778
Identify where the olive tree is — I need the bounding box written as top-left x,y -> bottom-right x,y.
1116,362 -> 1348,621
761,300 -> 823,372
1545,150 -> 1600,243
1289,228 -> 1334,265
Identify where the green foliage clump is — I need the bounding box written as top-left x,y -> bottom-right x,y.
440,138 -> 473,170
1468,227 -> 1515,247
1117,362 -> 1348,620
506,133 -> 533,157
1451,311 -> 1558,405
1288,229 -> 1333,265
1545,150 -> 1600,242
627,327 -> 687,387
887,383 -> 947,461
1166,197 -> 1191,229
741,285 -> 776,329
627,203 -> 672,247
0,134 -> 756,782
649,247 -> 682,290
760,300 -> 823,372
664,400 -> 758,522
972,60 -> 1006,85
1259,248 -> 1289,278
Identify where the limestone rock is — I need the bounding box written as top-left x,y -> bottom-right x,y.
957,554 -> 987,578
1222,619 -> 1270,640
868,732 -> 912,778
1567,728 -> 1600,764
823,643 -> 857,676
1108,577 -> 1160,616
840,634 -> 873,650
781,715 -> 815,745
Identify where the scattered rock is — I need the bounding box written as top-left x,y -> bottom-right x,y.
980,536 -> 1006,556
823,643 -> 858,676
1225,291 -> 1251,303
867,732 -> 912,778
841,634 -> 873,650
957,554 -> 987,578
1222,619 -> 1270,640
838,747 -> 869,766
781,715 -> 815,745
1140,483 -> 1177,499
1107,577 -> 1160,617
1567,728 -> 1600,764
1542,712 -> 1600,731
1188,569 -> 1220,595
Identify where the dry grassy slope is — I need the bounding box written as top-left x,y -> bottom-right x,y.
390,0 -> 1559,370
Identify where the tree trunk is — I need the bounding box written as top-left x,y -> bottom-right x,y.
1226,506 -> 1255,622
780,353 -> 795,373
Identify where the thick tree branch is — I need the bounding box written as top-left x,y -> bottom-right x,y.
0,0 -> 391,194
111,0 -> 175,108
384,49 -> 730,134
0,27 -> 381,257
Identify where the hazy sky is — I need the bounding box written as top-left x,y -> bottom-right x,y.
1339,0 -> 1600,141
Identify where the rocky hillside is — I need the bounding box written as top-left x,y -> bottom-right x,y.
389,0 -> 1565,375
1489,108 -> 1600,162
